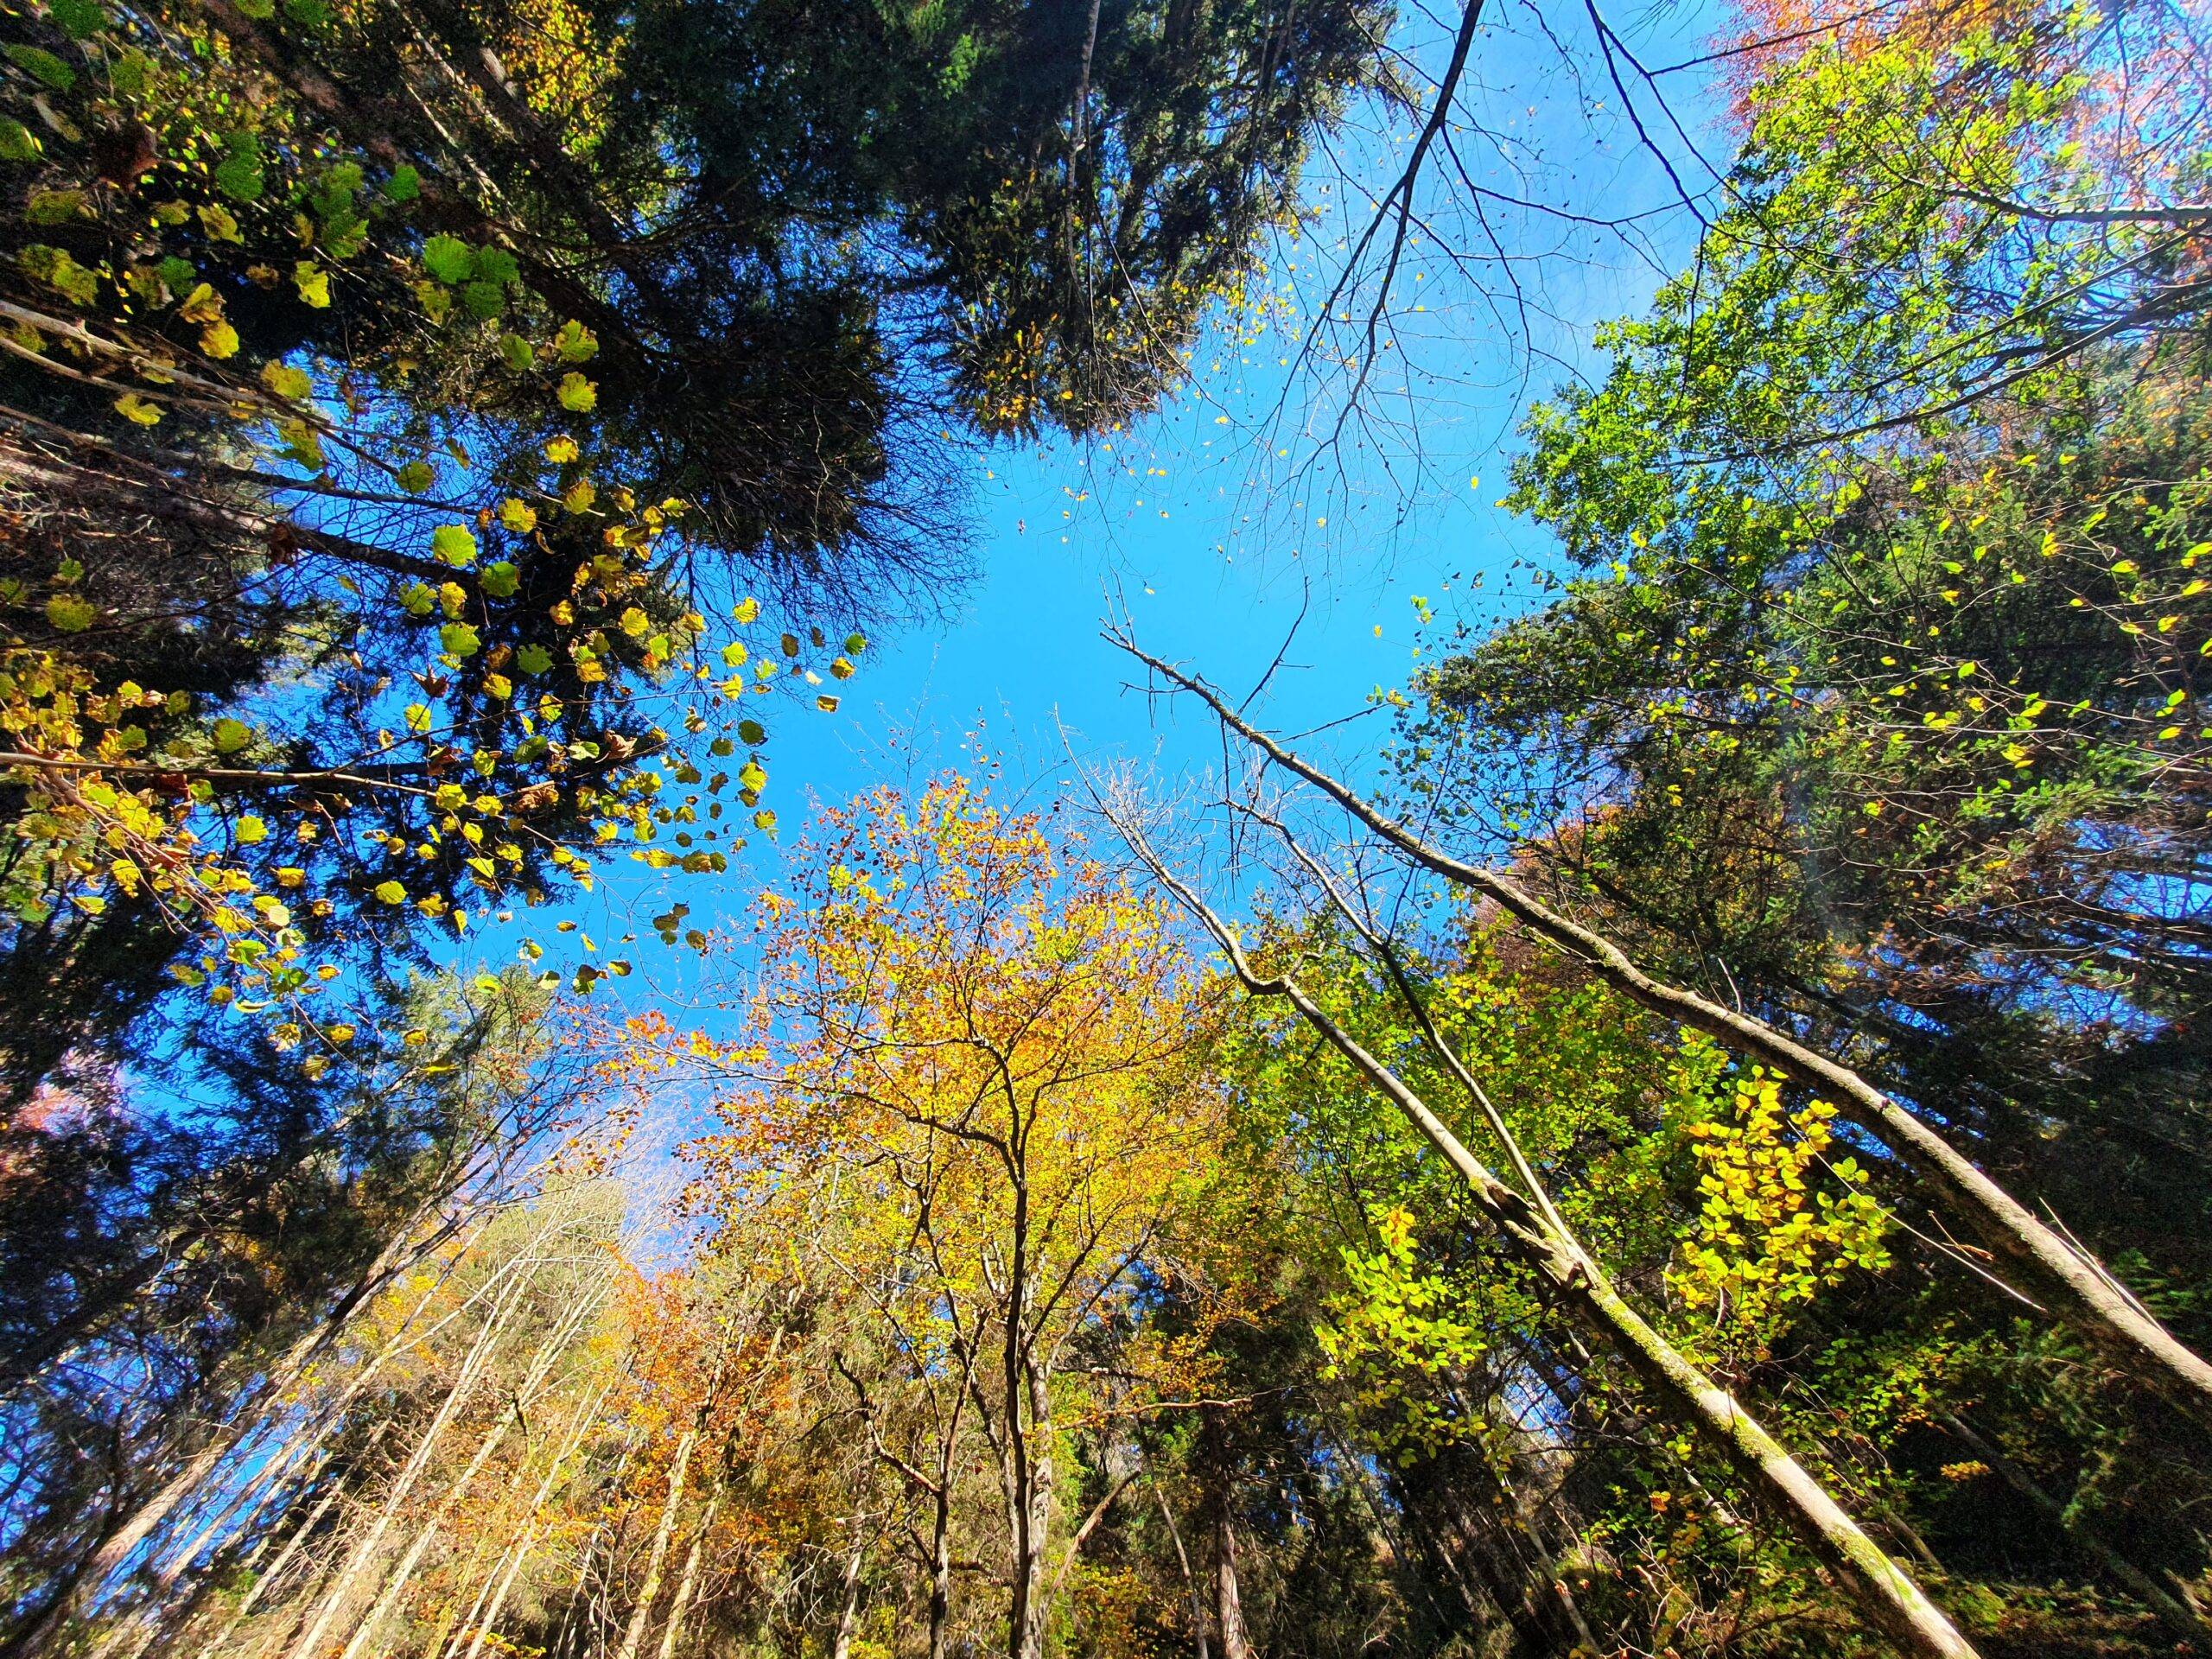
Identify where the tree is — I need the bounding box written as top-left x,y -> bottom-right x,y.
688,778 -> 1230,1659
1391,0 -> 2212,1427
0,969 -> 605,1653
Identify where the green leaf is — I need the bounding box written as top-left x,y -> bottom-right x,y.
554,320 -> 598,362
431,524 -> 478,566
556,372 -> 597,413
499,333 -> 535,372
212,717 -> 251,753
46,594 -> 96,632
461,279 -> 505,319
234,814 -> 268,843
473,247 -> 519,286
737,719 -> 766,746
382,164 -> 421,202
421,235 -> 474,284
480,560 -> 519,598
516,644 -> 553,675
213,134 -> 264,201
293,262 -> 331,308
397,460 -> 435,494
440,621 -> 480,656
261,361 -> 312,401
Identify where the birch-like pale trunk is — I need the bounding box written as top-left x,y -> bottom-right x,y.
610,1319 -> 743,1659
648,1491 -> 721,1659
827,1530 -> 868,1659
989,1166 -> 1053,1659
543,1440 -> 634,1659
1116,817 -> 1981,1659
281,1236 -> 546,1659
453,1382 -> 613,1659
18,1217 -> 457,1659
337,1274 -> 604,1659
192,1420 -> 397,1659
1119,639 -> 2212,1431
607,1427 -> 699,1659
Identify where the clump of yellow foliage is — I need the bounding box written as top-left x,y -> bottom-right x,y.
1670,1063 -> 1892,1359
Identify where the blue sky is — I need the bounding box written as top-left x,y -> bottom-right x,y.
476,0 -> 1738,1048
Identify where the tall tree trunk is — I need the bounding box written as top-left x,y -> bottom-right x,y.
1211,1510 -> 1253,1659
829,1531 -> 868,1659
610,1429 -> 699,1659
1015,1357 -> 1054,1659
193,1421 -> 396,1659
1122,641 -> 2212,1430
1000,1174 -> 1052,1659
1121,834 -> 1980,1659
339,1276 -> 601,1659
456,1383 -> 612,1659
282,1238 -> 543,1659
544,1443 -> 634,1659
16,1215 -> 451,1659
611,1319 -> 740,1659
650,1492 -> 722,1659
340,1411 -> 519,1659
926,1454 -> 956,1659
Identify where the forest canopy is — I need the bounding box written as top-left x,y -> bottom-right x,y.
3,0 -> 2211,1656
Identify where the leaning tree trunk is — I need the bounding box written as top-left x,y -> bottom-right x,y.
649,1491 -> 723,1659
283,1238 -> 543,1659
1939,1414 -> 2209,1644
455,1382 -> 613,1659
610,1430 -> 700,1659
1122,836 -> 1981,1659
1153,1485 -> 1211,1659
339,1272 -> 604,1659
612,1320 -> 740,1659
16,1212 -> 460,1659
1123,640 -> 2212,1432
